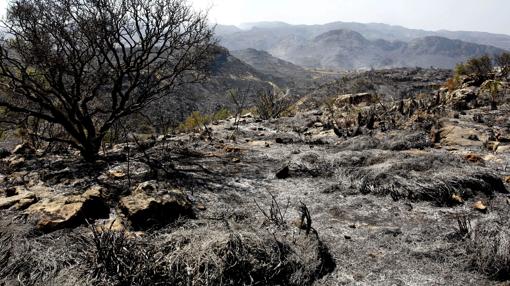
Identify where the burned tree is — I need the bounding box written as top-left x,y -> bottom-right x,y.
0,0 -> 215,161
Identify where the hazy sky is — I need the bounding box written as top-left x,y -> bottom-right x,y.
190,0 -> 510,35
0,0 -> 508,35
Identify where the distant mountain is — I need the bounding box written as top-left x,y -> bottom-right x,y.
216,21 -> 510,51
216,23 -> 508,70
238,21 -> 292,30
213,25 -> 242,35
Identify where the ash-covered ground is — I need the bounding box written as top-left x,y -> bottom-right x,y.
0,69 -> 509,285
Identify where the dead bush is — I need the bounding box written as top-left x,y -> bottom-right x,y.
256,89 -> 292,120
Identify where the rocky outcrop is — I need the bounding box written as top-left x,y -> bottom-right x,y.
335,93 -> 374,106
25,185 -> 109,232
444,87 -> 477,110
439,120 -> 486,147
119,181 -> 193,229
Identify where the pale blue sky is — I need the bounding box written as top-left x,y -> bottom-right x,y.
191,0 -> 510,35
0,0 -> 509,35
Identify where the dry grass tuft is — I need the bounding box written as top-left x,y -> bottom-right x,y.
468,220 -> 510,279
159,227 -> 334,285
75,223 -> 335,286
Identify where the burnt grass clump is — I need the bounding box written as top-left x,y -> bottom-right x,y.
282,148 -> 506,206
0,215 -> 335,286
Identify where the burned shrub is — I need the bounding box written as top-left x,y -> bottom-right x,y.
358,169 -> 505,205
256,89 -> 292,120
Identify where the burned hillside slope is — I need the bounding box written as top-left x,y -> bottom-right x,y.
0,68 -> 509,285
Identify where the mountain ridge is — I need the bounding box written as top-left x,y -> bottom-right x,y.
216,22 -> 509,70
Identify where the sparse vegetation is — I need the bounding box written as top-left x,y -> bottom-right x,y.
495,52 -> 510,77
178,108 -> 232,133
480,79 -> 503,110
454,55 -> 493,78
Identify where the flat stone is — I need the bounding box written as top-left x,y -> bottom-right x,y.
119,181 -> 193,229
0,186 -> 37,210
439,124 -> 485,147
25,185 -> 109,232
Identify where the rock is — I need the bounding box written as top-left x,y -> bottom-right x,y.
195,202 -> 207,211
313,122 -> 324,128
465,153 -> 483,163
102,162 -> 151,180
7,155 -> 25,168
246,140 -> 272,148
232,157 -> 241,163
25,185 -> 109,232
12,142 -> 36,156
445,87 -> 477,110
439,123 -> 485,147
241,112 -> 253,118
0,186 -> 37,210
496,145 -> 510,154
119,181 -> 193,229
335,93 -> 374,106
276,166 -> 290,179
473,201 -> 487,213
485,141 -> 500,151
224,145 -> 241,153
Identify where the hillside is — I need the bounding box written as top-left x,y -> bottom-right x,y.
231,48 -> 312,82
145,47 -> 275,128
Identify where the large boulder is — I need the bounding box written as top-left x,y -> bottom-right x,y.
25,185 -> 109,232
119,181 -> 193,229
445,87 -> 477,110
335,92 -> 374,106
439,121 -> 486,147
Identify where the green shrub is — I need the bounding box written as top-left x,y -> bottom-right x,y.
178,108 -> 232,133
455,55 -> 493,78
212,107 -> 231,121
